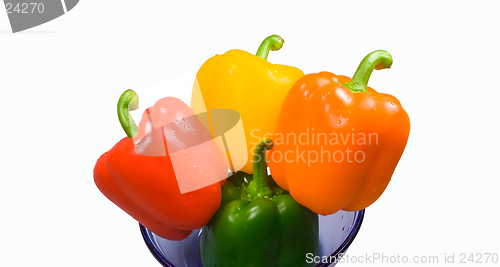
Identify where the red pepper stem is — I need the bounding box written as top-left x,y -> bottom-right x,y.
255,35 -> 284,60
246,138 -> 274,199
117,89 -> 139,138
344,50 -> 393,93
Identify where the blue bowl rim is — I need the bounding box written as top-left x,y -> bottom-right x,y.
140,209 -> 365,267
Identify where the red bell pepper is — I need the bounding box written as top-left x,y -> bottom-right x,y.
94,90 -> 228,240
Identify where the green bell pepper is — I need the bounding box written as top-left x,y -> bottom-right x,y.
200,138 -> 320,267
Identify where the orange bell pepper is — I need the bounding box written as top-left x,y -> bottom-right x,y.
268,50 -> 410,215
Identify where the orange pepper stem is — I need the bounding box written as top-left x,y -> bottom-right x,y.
255,35 -> 284,60
344,50 -> 393,93
246,138 -> 274,199
117,89 -> 139,138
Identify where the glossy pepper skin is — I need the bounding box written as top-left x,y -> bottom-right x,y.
94,90 -> 225,240
269,50 -> 410,215
200,138 -> 319,267
192,35 -> 304,174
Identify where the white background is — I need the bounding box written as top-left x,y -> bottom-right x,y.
1,0 -> 499,266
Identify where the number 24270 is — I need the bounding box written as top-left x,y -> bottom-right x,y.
5,3 -> 45,14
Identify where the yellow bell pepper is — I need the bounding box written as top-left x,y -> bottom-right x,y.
191,35 -> 304,174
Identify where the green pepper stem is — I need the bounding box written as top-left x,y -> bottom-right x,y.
344,50 -> 393,93
246,138 -> 274,199
255,35 -> 284,60
117,89 -> 139,138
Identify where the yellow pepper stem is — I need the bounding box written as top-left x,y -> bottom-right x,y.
255,35 -> 284,60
